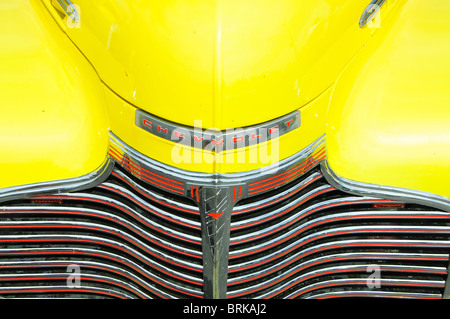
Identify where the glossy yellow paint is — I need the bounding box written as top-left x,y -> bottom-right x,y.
41,0 -> 383,175
98,0 -> 393,174
326,0 -> 450,198
2,0 -> 449,202
50,0 -> 374,129
104,82 -> 330,174
0,0 -> 110,189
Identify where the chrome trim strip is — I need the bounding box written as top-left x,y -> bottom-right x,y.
0,284 -> 137,299
229,263 -> 447,298
55,0 -> 80,22
0,272 -> 154,298
229,237 -> 450,272
0,257 -> 202,299
98,183 -> 201,228
232,224 -> 450,258
228,251 -> 448,286
0,205 -> 203,268
229,196 -> 411,246
359,0 -> 386,28
285,278 -> 445,299
110,132 -> 213,183
0,157 -> 114,204
305,290 -> 442,299
232,171 -> 323,214
111,169 -> 199,213
0,232 -> 203,288
321,161 -> 450,212
444,260 -> 450,299
230,184 -> 333,230
14,192 -> 202,244
0,247 -> 192,298
110,131 -> 325,186
231,209 -> 450,242
0,211 -> 202,260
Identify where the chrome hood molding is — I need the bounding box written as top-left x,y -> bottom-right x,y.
321,161 -> 450,212
0,157 -> 114,204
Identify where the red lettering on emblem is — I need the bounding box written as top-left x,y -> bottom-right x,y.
193,135 -> 204,142
251,133 -> 262,139
174,131 -> 185,139
284,119 -> 293,127
232,136 -> 244,143
212,139 -> 224,145
269,126 -> 279,134
143,119 -> 152,128
158,126 -> 168,134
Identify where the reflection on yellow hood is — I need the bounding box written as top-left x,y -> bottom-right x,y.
60,0 -> 372,129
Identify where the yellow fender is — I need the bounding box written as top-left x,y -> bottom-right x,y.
0,1 -> 109,189
326,0 -> 450,198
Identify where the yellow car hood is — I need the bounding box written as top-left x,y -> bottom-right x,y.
55,0 -> 371,129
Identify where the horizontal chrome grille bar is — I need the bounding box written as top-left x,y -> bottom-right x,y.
110,170 -> 199,215
285,278 -> 445,299
30,192 -> 201,244
0,284 -> 137,299
228,165 -> 450,299
229,261 -> 447,298
230,184 -> 335,231
0,162 -> 205,298
0,205 -> 202,259
0,232 -> 202,282
229,238 -> 450,274
305,290 -> 442,299
0,272 -> 153,298
228,251 -> 449,285
232,172 -> 323,215
0,246 -> 202,298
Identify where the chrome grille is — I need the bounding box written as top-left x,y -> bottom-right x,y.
0,132 -> 449,299
0,166 -> 203,299
227,166 -> 450,299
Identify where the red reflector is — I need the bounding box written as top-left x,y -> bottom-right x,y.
31,199 -> 63,205
373,203 -> 405,209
